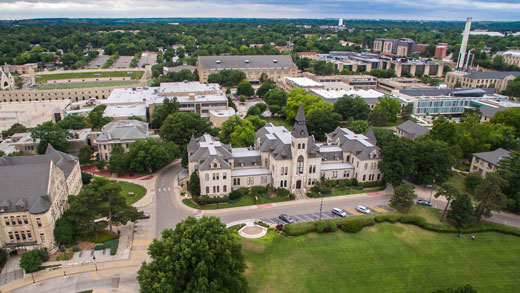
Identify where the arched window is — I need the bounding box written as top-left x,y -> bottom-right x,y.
223,185 -> 227,192
297,155 -> 304,175
213,163 -> 217,168
206,186 -> 209,194
297,143 -> 301,149
302,143 -> 305,149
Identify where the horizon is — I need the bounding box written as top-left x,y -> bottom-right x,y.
1,0 -> 520,22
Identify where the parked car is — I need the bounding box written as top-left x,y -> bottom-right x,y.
279,214 -> 295,224
356,205 -> 371,214
332,208 -> 347,217
139,212 -> 150,219
417,199 -> 432,206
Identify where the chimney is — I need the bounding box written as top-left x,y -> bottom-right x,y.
457,17 -> 472,70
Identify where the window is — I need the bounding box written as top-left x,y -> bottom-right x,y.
206,187 -> 210,194
309,165 -> 313,173
40,233 -> 46,243
21,231 -> 26,241
377,174 -> 381,180
297,156 -> 304,175
213,163 -> 217,168
284,180 -> 288,187
223,185 -> 227,192
281,168 -> 284,175
364,163 -> 368,170
248,177 -> 254,185
217,186 -> 220,193
10,217 -> 16,225
213,186 -> 216,193
36,218 -> 42,227
233,178 -> 240,186
23,216 -> 28,224
8,232 -> 13,242
363,175 -> 366,181
17,216 -> 22,225
344,170 -> 348,178
302,143 -> 305,149
284,167 -> 288,175
280,180 -> 284,188
223,172 -> 227,180
213,173 -> 216,180
4,217 -> 9,226
308,178 -> 312,185
298,143 -> 301,149
27,231 -> 32,240
205,174 -> 209,181
14,232 -> 20,241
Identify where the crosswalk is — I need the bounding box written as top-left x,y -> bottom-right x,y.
260,205 -> 393,225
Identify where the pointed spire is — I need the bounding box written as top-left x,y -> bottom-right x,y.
365,128 -> 377,145
295,103 -> 306,122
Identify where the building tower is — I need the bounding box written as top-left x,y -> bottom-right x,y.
0,66 -> 15,91
338,18 -> 344,27
457,17 -> 472,70
291,104 -> 309,192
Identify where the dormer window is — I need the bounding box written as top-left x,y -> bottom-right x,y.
213,163 -> 218,168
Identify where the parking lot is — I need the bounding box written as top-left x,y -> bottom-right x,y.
112,56 -> 133,68
260,205 -> 394,225
138,52 -> 158,67
86,54 -> 110,68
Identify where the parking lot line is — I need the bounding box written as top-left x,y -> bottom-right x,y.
292,215 -> 306,222
378,205 -> 395,212
370,206 -> 387,213
261,218 -> 275,225
299,214 -> 314,221
347,209 -> 363,215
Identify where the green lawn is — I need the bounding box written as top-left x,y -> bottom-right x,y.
118,181 -> 147,205
447,172 -> 468,195
35,71 -> 144,83
182,194 -> 291,210
328,186 -> 384,197
242,223 -> 520,292
37,81 -> 139,90
264,117 -> 293,130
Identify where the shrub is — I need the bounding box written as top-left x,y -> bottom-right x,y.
315,220 -> 337,233
289,193 -> 295,200
255,221 -> 270,228
374,214 -> 401,223
0,249 -> 8,267
195,195 -> 229,205
359,180 -> 384,188
275,188 -> 290,197
110,241 -> 119,256
250,186 -> 267,196
276,224 -> 284,231
37,248 -> 49,262
72,247 -> 80,253
94,239 -> 119,253
284,222 -> 316,236
351,178 -> 359,186
59,248 -> 65,253
56,252 -> 73,261
88,233 -> 118,244
229,190 -> 243,201
340,218 -> 375,233
337,180 -> 348,190
227,224 -> 246,231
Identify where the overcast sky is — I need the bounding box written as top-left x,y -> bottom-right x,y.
1,0 -> 520,21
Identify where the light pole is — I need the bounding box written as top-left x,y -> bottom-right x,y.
92,255 -> 98,271
319,192 -> 323,221
30,269 -> 35,283
428,179 -> 436,204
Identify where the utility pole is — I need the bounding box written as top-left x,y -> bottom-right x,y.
428,179 -> 436,204
319,192 -> 323,221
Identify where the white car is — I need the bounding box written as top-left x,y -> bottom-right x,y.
332,208 -> 347,217
356,205 -> 372,214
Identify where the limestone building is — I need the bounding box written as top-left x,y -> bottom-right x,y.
94,120 -> 151,161
197,55 -> 298,83
445,70 -> 520,92
470,148 -> 510,178
188,105 -> 382,197
0,146 -> 82,253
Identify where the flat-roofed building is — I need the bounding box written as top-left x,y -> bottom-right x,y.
310,89 -> 386,109
435,43 -> 448,59
276,77 -> 324,92
496,50 -> 520,67
373,38 -> 415,56
377,78 -> 433,93
445,70 -> 520,92
473,100 -> 520,122
0,146 -> 82,253
303,73 -> 378,90
197,55 -> 297,83
470,148 -> 510,178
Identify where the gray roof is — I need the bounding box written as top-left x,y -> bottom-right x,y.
292,104 -> 310,139
166,64 -> 196,73
0,145 -> 79,215
396,120 -> 429,139
365,128 -> 377,145
400,88 -> 495,97
479,105 -> 504,118
189,134 -> 233,170
96,120 -> 148,142
473,148 -> 511,165
465,71 -> 520,80
198,55 -> 295,70
327,127 -> 381,160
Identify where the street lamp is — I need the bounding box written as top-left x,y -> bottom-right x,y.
428,179 -> 436,204
30,269 -> 35,283
92,255 -> 98,271
319,192 -> 323,221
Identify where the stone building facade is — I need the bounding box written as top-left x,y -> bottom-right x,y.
188,105 -> 382,197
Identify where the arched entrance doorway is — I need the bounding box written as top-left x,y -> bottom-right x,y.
296,180 -> 302,189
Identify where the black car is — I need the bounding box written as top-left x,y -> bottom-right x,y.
279,214 -> 295,224
417,200 -> 432,206
139,212 -> 151,219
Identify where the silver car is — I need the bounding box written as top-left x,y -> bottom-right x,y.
332,208 -> 347,217
356,205 -> 372,214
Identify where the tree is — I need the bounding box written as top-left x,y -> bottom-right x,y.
127,138 -> 180,172
447,193 -> 476,228
269,104 -> 282,116
236,79 -> 254,97
2,123 -> 28,138
333,95 -> 370,121
264,88 -> 287,108
230,119 -> 256,147
0,249 -> 7,267
368,108 -> 388,126
78,146 -> 93,165
501,76 -> 520,98
255,102 -> 267,113
374,96 -> 401,123
379,137 -> 416,186
31,121 -> 71,154
87,105 -> 111,130
19,250 -> 43,274
348,120 -> 369,134
159,112 -> 217,147
285,88 -> 333,121
390,184 -> 416,212
245,115 -> 266,130
474,173 -> 509,220
435,182 -> 460,222
490,108 -> 520,137
498,151 -> 520,213
137,216 -> 247,292
256,82 -> 274,98
188,171 -> 200,197
414,139 -> 457,184
53,217 -> 74,244
464,172 -> 483,193
246,105 -> 262,117
107,146 -> 128,175
151,98 -> 180,129
239,95 -> 246,103
56,115 -> 86,130
307,108 -> 342,141
220,115 -> 243,144
81,171 -> 92,185
96,160 -> 106,171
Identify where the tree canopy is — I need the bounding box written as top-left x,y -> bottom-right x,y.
333,95 -> 370,121
285,88 -> 333,121
31,121 -> 71,154
159,112 -> 218,147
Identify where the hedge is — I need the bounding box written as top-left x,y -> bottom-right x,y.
88,233 -> 119,244
283,213 -> 520,237
94,239 -> 119,254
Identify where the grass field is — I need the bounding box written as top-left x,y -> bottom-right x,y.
35,71 -> 144,83
447,172 -> 469,195
328,186 -> 384,197
182,194 -> 291,210
37,81 -> 140,90
118,181 -> 147,205
264,117 -> 293,130
242,222 -> 520,292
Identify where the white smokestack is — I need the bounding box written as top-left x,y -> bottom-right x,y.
457,17 -> 472,70
338,18 -> 343,26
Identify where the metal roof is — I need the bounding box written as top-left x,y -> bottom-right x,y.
198,55 -> 295,70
